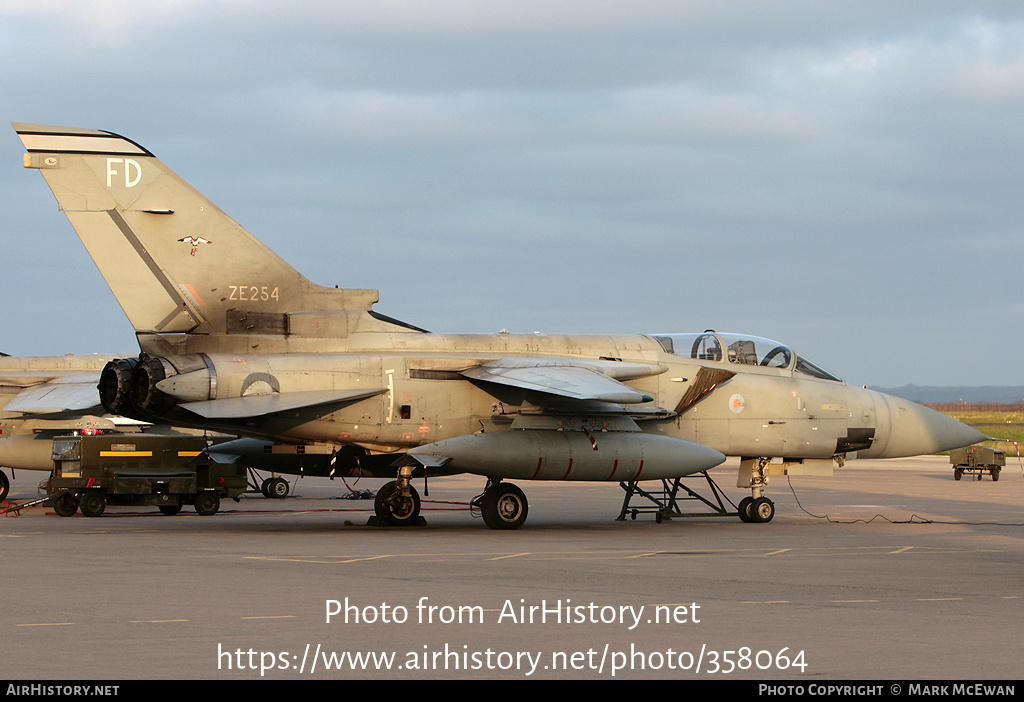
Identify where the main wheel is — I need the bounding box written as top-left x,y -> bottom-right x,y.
0,470 -> 9,501
374,481 -> 421,526
194,491 -> 220,516
750,496 -> 774,523
480,482 -> 529,530
79,491 -> 106,518
53,491 -> 79,517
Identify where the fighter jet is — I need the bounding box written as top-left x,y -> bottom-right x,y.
0,353 -> 334,502
13,123 -> 986,528
0,353 -> 123,500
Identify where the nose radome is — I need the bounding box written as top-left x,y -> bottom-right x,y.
883,396 -> 988,458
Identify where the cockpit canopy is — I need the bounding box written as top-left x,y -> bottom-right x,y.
649,332 -> 842,383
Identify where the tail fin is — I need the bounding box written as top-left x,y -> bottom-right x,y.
14,123 -> 414,350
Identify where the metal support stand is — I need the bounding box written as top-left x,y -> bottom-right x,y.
617,471 -> 738,522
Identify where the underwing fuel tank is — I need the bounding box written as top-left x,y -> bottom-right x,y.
408,431 -> 726,481
0,433 -> 61,472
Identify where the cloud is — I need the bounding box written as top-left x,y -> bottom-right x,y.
1,1 -> 1023,386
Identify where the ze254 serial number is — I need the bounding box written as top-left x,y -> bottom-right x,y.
228,285 -> 280,302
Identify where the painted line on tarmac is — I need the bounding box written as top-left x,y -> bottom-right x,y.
487,552 -> 530,560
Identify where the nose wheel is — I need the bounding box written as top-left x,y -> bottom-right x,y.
750,496 -> 775,522
737,457 -> 775,523
737,495 -> 775,523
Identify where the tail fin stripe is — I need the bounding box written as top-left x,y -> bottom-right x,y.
20,133 -> 149,156
106,209 -> 204,331
15,125 -> 152,156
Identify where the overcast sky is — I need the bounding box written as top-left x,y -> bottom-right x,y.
1,1 -> 1022,387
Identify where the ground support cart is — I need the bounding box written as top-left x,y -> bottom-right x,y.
48,434 -> 246,517
949,445 -> 1005,482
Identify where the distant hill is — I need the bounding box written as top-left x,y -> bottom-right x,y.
869,385 -> 1024,405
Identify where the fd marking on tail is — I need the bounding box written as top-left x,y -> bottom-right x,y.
106,158 -> 142,188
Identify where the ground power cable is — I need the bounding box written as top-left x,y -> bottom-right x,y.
784,473 -> 1024,527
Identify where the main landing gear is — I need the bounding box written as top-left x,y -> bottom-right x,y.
374,480 -> 422,526
472,479 -> 529,530
373,463 -> 423,526
372,472 -> 530,529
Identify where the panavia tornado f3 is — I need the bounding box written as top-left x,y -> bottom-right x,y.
13,123 -> 986,528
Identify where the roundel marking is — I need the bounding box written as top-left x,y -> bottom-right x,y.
729,394 -> 746,413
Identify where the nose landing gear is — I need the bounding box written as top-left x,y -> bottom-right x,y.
737,457 -> 775,523
737,494 -> 775,523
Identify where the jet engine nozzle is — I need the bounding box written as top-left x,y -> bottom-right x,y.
131,357 -> 179,416
98,357 -> 139,415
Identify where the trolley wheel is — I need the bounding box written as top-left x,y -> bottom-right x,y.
953,467 -> 962,481
194,491 -> 220,516
992,468 -> 1000,482
53,491 -> 79,517
158,504 -> 183,516
79,491 -> 106,518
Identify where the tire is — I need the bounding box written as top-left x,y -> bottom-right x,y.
374,481 -> 421,526
53,491 -> 79,517
79,491 -> 106,518
992,468 -> 1000,482
480,482 -> 528,530
953,467 -> 962,481
194,491 -> 220,516
0,470 -> 9,502
158,504 -> 182,516
267,477 -> 289,499
737,496 -> 754,523
750,496 -> 775,523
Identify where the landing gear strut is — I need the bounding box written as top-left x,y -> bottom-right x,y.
474,479 -> 528,530
737,457 -> 775,523
374,464 -> 422,526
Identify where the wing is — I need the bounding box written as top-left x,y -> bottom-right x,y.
179,388 -> 386,419
0,373 -> 103,414
460,358 -> 661,406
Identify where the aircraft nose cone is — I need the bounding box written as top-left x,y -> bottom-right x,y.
881,397 -> 987,457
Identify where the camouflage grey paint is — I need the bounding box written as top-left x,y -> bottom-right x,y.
13,123 -> 987,525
